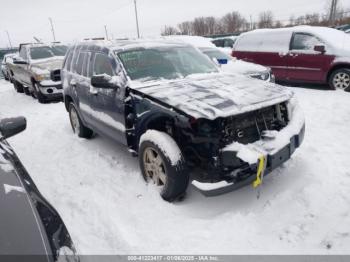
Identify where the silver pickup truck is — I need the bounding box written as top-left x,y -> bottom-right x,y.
9,43 -> 67,103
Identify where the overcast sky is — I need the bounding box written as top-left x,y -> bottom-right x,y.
1,0 -> 349,47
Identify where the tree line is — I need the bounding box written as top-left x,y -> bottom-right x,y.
161,9 -> 350,36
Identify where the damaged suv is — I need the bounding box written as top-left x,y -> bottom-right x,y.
62,40 -> 305,201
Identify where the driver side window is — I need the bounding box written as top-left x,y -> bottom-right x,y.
93,53 -> 114,76
19,47 -> 28,60
291,33 -> 323,51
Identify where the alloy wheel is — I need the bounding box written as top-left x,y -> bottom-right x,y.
143,147 -> 167,186
333,72 -> 350,90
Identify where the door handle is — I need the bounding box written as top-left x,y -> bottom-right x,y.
89,86 -> 98,95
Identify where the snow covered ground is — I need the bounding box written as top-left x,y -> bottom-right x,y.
1,79 -> 350,254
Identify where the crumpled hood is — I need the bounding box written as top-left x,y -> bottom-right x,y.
131,73 -> 293,120
31,57 -> 64,72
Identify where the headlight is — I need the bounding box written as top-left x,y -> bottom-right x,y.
33,68 -> 50,81
249,71 -> 270,81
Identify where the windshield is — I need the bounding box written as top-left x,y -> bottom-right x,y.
51,45 -> 68,56
201,48 -> 232,61
30,45 -> 68,60
117,46 -> 218,81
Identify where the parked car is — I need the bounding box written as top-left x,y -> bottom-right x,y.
62,39 -> 305,201
10,43 -> 68,102
212,36 -> 238,49
1,53 -> 16,81
0,117 -> 78,261
168,36 -> 274,82
232,26 -> 350,91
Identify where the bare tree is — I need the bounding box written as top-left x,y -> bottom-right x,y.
274,20 -> 283,28
161,25 -> 179,36
304,13 -> 320,25
204,16 -> 218,35
178,21 -> 193,35
192,17 -> 207,35
221,11 -> 247,32
258,11 -> 274,28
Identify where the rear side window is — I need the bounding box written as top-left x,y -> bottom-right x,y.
63,50 -> 73,71
82,52 -> 91,77
74,52 -> 86,75
93,53 -> 114,76
234,31 -> 292,53
290,33 -> 323,51
19,47 -> 28,60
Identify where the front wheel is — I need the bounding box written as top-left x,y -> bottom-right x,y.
13,80 -> 24,93
139,130 -> 189,202
329,69 -> 350,91
32,83 -> 46,103
69,102 -> 94,138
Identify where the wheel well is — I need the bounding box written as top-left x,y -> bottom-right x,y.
131,116 -> 174,153
64,95 -> 73,111
327,64 -> 350,82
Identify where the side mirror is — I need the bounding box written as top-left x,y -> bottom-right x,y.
91,74 -> 119,89
13,59 -> 28,65
0,117 -> 27,139
314,45 -> 326,54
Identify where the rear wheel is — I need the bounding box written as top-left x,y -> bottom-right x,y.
13,80 -> 24,93
69,102 -> 94,138
139,130 -> 189,202
329,69 -> 350,91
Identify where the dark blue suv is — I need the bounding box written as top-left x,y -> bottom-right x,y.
62,39 -> 305,201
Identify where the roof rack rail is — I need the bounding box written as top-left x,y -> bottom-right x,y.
83,37 -> 105,41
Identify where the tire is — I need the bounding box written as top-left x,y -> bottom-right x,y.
32,82 -> 46,103
139,130 -> 189,202
329,68 -> 350,91
13,80 -> 24,93
24,86 -> 30,96
68,102 -> 94,138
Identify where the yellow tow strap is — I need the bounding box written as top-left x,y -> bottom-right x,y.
253,155 -> 267,188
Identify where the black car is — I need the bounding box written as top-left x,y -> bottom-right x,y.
0,117 -> 78,261
62,39 -> 305,201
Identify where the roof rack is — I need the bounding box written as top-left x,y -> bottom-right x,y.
83,37 -> 105,41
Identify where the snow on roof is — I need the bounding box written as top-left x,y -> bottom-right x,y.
163,35 -> 216,48
75,38 -> 191,52
236,25 -> 350,55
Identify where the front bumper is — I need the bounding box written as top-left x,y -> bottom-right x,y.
192,97 -> 305,197
38,80 -> 63,98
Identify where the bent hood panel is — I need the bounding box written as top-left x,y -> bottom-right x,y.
131,73 -> 293,119
31,57 -> 64,71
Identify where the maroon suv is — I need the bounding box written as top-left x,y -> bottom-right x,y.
232,26 -> 350,91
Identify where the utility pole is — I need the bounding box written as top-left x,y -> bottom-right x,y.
104,25 -> 109,40
5,30 -> 12,49
49,17 -> 56,42
133,0 -> 140,38
329,0 -> 338,26
250,15 -> 253,30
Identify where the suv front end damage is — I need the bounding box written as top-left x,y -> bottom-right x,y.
191,96 -> 305,196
